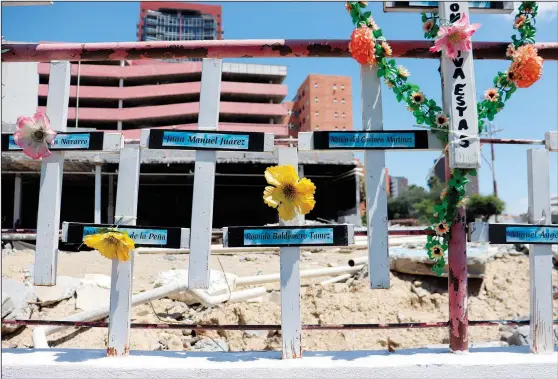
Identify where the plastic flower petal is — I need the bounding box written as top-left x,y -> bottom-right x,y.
435,222 -> 449,236
508,44 -> 543,88
263,165 -> 316,221
349,26 -> 377,65
83,230 -> 135,262
429,13 -> 481,59
429,244 -> 445,259
14,112 -> 57,160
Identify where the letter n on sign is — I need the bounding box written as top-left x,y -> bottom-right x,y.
439,2 -> 481,169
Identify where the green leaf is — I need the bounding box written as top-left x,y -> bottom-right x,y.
377,68 -> 385,78
468,169 -> 477,177
363,11 -> 371,19
373,29 -> 383,38
417,115 -> 425,124
396,93 -> 403,102
421,13 -> 428,22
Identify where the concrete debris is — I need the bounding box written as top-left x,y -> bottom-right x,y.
1,278 -> 36,334
191,338 -> 229,352
33,276 -> 81,306
153,269 -> 238,305
81,274 -> 112,289
75,284 -> 110,311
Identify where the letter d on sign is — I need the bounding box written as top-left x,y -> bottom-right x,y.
439,2 -> 481,169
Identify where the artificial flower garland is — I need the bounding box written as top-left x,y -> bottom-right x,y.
346,1 -> 543,276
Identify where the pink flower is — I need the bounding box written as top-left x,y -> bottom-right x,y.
14,112 -> 57,159
429,13 -> 481,59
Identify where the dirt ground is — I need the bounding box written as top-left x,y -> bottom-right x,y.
2,245 -> 557,352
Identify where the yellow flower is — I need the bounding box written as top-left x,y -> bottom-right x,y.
430,244 -> 445,259
384,79 -> 394,88
435,222 -> 449,236
457,196 -> 469,207
440,187 -> 448,200
367,17 -> 380,31
263,165 -> 316,221
83,230 -> 135,262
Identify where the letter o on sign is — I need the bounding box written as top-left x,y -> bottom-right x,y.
450,3 -> 459,11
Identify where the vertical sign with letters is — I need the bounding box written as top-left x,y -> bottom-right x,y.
439,2 -> 481,169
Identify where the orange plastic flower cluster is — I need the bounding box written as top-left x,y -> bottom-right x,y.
508,44 -> 543,88
348,26 -> 377,65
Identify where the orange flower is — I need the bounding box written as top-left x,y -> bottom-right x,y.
384,79 -> 394,88
423,20 -> 434,32
381,41 -> 392,56
508,44 -> 543,88
349,26 -> 377,65
345,2 -> 352,12
435,113 -> 449,128
398,65 -> 410,78
359,1 -> 368,6
514,14 -> 527,29
484,88 -> 499,102
440,187 -> 448,200
410,91 -> 425,104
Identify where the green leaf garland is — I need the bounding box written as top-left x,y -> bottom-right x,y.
345,1 -> 542,276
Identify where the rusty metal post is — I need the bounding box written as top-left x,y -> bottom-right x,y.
448,206 -> 469,352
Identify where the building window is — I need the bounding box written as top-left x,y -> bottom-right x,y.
314,82 -> 318,88
314,97 -> 319,103
341,98 -> 346,104
342,126 -> 346,130
315,125 -> 320,130
342,112 -> 346,118
334,126 -> 338,130
288,110 -> 293,116
333,98 -> 338,104
341,84 -> 345,90
333,84 -> 337,90
315,111 -> 319,117
334,112 -> 338,118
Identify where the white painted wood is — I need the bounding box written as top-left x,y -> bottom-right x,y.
278,147 -> 302,359
102,133 -> 124,151
34,61 -> 71,286
13,174 -> 22,227
439,2 -> 481,169
107,146 -> 141,356
188,58 -> 223,289
467,222 -> 489,242
263,133 -> 275,152
544,131 -> 558,152
94,165 -> 101,224
526,149 -> 554,354
180,228 -> 191,249
361,65 -> 390,289
139,129 -> 150,149
297,132 -> 313,151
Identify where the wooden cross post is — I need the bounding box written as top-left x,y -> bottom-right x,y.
439,1 -> 480,353
139,59 -> 275,290
33,61 -> 70,286
468,148 -> 555,353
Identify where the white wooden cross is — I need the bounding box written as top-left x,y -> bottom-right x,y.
468,147 -> 556,354
1,61 -> 123,286
140,58 -> 275,290
299,65 -> 445,290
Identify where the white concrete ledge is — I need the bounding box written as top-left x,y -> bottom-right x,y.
2,346 -> 557,379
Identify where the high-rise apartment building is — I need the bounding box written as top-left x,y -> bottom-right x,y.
389,176 -> 409,198
137,2 -> 222,62
285,74 -> 353,137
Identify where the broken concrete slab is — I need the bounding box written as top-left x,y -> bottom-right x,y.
1,278 -> 36,334
389,244 -> 499,279
75,283 -> 110,311
33,276 -> 82,306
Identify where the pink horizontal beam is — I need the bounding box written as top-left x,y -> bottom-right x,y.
3,40 -> 558,62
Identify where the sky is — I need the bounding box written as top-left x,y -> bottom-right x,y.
2,1 -> 557,215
